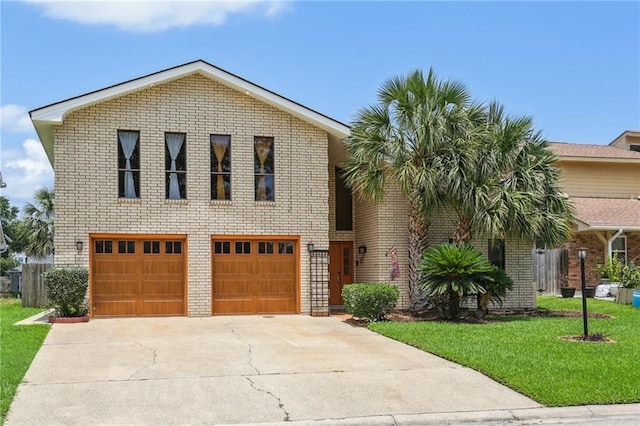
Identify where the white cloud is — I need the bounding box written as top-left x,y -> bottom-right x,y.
23,0 -> 292,32
0,104 -> 35,134
2,138 -> 54,209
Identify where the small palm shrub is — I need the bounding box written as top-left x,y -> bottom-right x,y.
342,283 -> 400,321
43,267 -> 89,317
418,243 -> 494,319
474,267 -> 514,316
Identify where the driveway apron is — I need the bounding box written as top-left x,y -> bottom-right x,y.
5,315 -> 540,425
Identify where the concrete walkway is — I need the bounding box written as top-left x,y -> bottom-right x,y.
5,315 -> 639,425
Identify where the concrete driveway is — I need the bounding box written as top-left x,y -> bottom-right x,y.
6,315 -> 540,425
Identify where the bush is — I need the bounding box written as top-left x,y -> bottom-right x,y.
43,267 -> 89,317
342,283 -> 399,321
418,243 -> 494,319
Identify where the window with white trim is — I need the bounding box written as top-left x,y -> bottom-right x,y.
611,236 -> 627,264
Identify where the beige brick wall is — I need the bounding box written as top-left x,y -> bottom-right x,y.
53,73 -> 330,316
354,191 -> 535,310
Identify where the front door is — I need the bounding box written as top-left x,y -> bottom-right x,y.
329,241 -> 353,305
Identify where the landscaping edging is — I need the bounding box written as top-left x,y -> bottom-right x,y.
48,315 -> 90,324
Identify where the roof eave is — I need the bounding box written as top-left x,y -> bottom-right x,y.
556,156 -> 640,164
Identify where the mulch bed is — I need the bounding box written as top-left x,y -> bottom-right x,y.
345,308 -> 613,326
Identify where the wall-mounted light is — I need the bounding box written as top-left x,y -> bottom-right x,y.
358,245 -> 367,255
76,241 -> 83,251
307,242 -> 315,252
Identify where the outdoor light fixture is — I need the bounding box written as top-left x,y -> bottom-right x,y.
76,241 -> 83,251
577,247 -> 587,260
358,245 -> 367,255
307,242 -> 314,252
577,247 -> 588,337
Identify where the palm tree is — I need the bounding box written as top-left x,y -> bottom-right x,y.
446,103 -> 573,246
21,187 -> 54,258
341,69 -> 482,309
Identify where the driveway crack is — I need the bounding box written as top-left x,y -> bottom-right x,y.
128,341 -> 157,380
246,376 -> 290,422
225,322 -> 261,375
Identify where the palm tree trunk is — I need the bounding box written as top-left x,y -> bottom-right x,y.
408,203 -> 430,310
453,216 -> 473,244
448,289 -> 461,319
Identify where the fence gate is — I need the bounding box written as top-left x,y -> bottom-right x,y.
21,263 -> 52,307
309,249 -> 329,316
533,248 -> 568,294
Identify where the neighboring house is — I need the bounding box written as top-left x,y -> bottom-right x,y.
30,60 -> 536,318
548,132 -> 640,288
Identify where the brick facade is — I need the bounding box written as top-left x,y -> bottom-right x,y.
565,231 -> 640,288
53,73 -> 330,316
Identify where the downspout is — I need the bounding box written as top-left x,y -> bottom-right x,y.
606,229 -> 624,260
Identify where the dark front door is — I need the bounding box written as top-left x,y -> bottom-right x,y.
329,241 -> 353,305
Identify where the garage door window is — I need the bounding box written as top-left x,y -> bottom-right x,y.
214,241 -> 231,254
258,241 -> 274,254
143,241 -> 160,254
95,240 -> 113,254
166,241 -> 182,254
118,240 -> 136,254
235,241 -> 251,254
278,241 -> 294,254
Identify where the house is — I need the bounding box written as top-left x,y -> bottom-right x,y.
30,60 -> 537,317
548,132 -> 640,288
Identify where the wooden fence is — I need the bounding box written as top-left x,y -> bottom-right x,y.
21,263 -> 52,308
533,248 -> 568,294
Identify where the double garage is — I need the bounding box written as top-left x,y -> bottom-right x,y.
90,235 -> 299,317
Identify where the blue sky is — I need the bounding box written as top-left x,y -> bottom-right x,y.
1,1 -> 639,209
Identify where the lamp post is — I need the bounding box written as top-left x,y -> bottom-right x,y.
577,248 -> 588,337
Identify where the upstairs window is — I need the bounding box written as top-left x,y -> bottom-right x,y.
165,133 -> 186,199
488,239 -> 505,270
117,130 -> 140,198
630,144 -> 640,152
254,136 -> 274,201
210,134 -> 231,200
335,167 -> 353,231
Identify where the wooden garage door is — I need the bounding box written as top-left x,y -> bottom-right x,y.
91,236 -> 186,317
212,238 -> 298,315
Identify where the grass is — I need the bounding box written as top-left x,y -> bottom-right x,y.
370,296 -> 640,406
0,299 -> 50,424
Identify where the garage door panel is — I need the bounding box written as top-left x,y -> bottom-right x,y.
256,297 -> 296,314
212,238 -> 298,315
93,300 -> 137,317
141,300 -> 184,316
92,279 -> 137,297
141,280 -> 184,297
212,298 -> 255,315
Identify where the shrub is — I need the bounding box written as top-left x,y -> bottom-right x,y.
342,283 -> 399,321
43,267 -> 89,317
621,265 -> 640,289
418,243 -> 494,319
474,267 -> 514,316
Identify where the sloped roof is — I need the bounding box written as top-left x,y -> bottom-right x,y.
548,142 -> 640,162
571,197 -> 640,231
30,60 -> 351,165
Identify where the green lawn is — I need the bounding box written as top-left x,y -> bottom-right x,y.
370,296 -> 640,406
0,299 -> 50,424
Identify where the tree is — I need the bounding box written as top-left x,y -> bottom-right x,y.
0,196 -> 26,257
418,243 -> 494,319
446,103 -> 573,246
21,187 -> 54,258
341,69 -> 483,309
